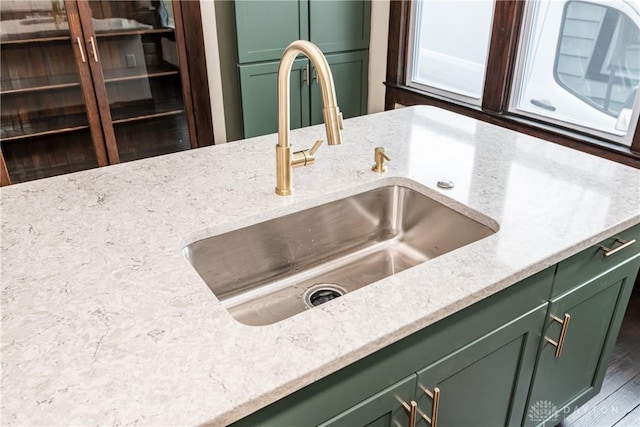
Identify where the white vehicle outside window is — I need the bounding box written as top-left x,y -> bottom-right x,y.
511,0 -> 640,146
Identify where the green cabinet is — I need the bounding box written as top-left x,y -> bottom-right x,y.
233,0 -> 370,138
235,1 -> 309,63
310,52 -> 369,126
322,305 -> 546,427
524,250 -> 640,425
415,305 -> 546,427
319,375 -> 417,427
238,59 -> 310,139
239,51 -> 368,138
231,225 -> 640,427
309,0 -> 371,54
234,0 -> 370,63
232,269 -> 554,426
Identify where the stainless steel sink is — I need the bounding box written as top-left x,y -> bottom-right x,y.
183,185 -> 496,326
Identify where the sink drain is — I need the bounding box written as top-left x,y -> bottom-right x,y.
304,284 -> 346,308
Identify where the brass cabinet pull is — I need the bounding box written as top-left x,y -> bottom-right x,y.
599,238 -> 636,257
75,37 -> 87,63
545,313 -> 571,358
401,400 -> 418,427
88,36 -> 99,62
419,385 -> 440,426
303,63 -> 310,86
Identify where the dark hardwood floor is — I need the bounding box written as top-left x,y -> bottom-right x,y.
556,288 -> 640,427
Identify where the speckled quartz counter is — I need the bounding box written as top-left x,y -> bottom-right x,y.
1,106 -> 639,426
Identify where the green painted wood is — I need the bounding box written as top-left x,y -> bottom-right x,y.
309,0 -> 371,54
238,51 -> 368,138
416,304 -> 548,427
233,0 -> 371,139
231,268 -> 554,426
524,253 -> 640,427
310,51 -> 369,126
235,0 -> 309,63
319,374 -> 416,427
562,291 -> 640,426
553,224 -> 640,297
239,59 -> 310,138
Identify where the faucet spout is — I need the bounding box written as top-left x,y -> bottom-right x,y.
276,40 -> 343,196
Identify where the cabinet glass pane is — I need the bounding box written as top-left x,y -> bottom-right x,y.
0,0 -> 99,182
88,0 -> 191,160
2,130 -> 98,183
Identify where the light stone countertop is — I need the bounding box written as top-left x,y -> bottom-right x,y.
1,106 -> 639,426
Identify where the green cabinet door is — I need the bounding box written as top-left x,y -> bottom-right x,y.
320,374 -> 417,427
524,253 -> 640,426
239,59 -> 310,138
240,51 -> 368,138
310,51 -> 369,126
415,304 -> 547,427
235,0 -> 309,63
309,0 -> 371,53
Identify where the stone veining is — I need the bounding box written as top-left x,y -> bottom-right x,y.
1,107 -> 639,425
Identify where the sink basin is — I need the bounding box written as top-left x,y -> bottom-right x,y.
183,185 -> 497,326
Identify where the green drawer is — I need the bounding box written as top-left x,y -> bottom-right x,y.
553,223 -> 640,297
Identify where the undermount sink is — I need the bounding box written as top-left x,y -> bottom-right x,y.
183,185 -> 497,326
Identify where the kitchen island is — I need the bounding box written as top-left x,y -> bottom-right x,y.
1,106 -> 639,425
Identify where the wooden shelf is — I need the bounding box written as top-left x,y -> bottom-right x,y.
1,74 -> 81,95
7,159 -> 98,184
1,113 -> 89,142
103,65 -> 180,83
95,28 -> 174,38
0,34 -> 71,46
112,109 -> 184,125
109,99 -> 185,124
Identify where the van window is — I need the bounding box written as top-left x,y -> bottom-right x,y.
556,2 -> 640,117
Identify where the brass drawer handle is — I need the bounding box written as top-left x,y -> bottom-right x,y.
599,238 -> 636,258
88,36 -> 99,62
75,37 -> 86,63
401,400 -> 417,427
303,63 -> 309,86
545,313 -> 571,358
419,385 -> 440,426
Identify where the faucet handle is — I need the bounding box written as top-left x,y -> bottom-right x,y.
292,139 -> 324,168
372,147 -> 390,173
309,138 -> 324,156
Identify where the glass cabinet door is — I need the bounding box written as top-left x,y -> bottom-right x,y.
83,0 -> 193,162
0,0 -> 106,183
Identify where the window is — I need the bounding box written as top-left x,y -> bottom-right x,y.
387,0 -> 640,164
407,0 -> 495,105
511,0 -> 640,146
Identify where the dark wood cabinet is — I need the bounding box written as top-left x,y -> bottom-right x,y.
0,0 -> 213,185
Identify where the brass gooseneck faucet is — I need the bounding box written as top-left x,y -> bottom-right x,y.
275,40 -> 343,196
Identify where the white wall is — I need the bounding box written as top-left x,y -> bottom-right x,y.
200,0 -> 390,142
200,0 -> 227,143
368,0 -> 390,114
